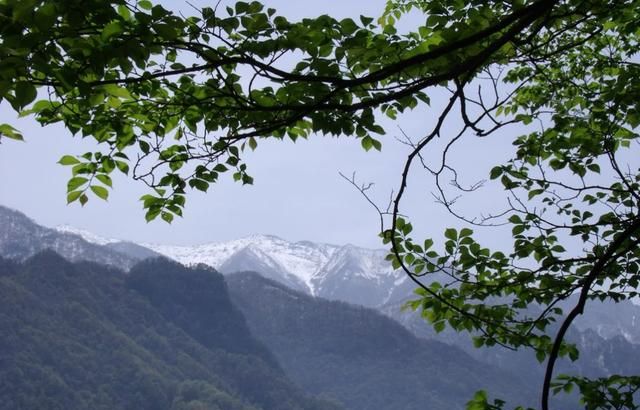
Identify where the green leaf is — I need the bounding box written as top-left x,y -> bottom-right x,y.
90,185 -> 109,200
115,161 -> 129,175
361,136 -> 373,151
117,5 -> 131,20
444,228 -> 457,241
489,166 -> 502,180
587,163 -> 600,173
359,15 -> 373,26
340,18 -> 358,35
145,208 -> 161,222
161,211 -> 173,223
235,1 -> 249,14
102,84 -> 131,99
67,177 -> 88,192
29,100 -> 55,113
466,390 -> 489,410
67,191 -> 82,204
96,174 -> 113,187
101,21 -> 124,41
459,228 -> 473,237
138,0 -> 152,10
14,82 -> 37,108
242,174 -> 254,185
154,23 -> 177,39
189,179 -> 209,192
472,337 -> 484,348
0,124 -> 24,141
58,155 -> 80,166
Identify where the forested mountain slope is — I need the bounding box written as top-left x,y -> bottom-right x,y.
383,297 -> 640,379
0,253 -> 341,410
226,271 -> 541,410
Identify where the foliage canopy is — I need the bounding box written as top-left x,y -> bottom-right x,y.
1,0 -> 639,408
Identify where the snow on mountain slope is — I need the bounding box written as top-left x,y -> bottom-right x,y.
145,235 -> 398,295
55,225 -> 119,246
315,245 -> 395,282
0,207 -> 139,269
52,223 -> 405,299
44,221 -> 640,344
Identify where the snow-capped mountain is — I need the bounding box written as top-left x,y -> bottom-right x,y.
146,234 -> 415,306
0,206 -> 141,269
48,224 -> 415,306
147,235 -> 338,293
47,219 -> 640,345
55,225 -> 120,245
3,204 -> 640,347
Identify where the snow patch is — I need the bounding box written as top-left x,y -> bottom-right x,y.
50,227 -> 402,298
55,225 -> 119,245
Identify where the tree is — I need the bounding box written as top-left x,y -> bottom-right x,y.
1,0 -> 639,408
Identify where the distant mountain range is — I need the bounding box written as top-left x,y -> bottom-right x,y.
4,204 -> 640,340
53,221 -> 422,308
4,204 -> 640,341
0,206 -> 144,269
0,205 -> 540,409
50,214 -> 640,342
2,204 -> 640,409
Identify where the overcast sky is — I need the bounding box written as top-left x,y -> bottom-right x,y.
0,0 -> 515,248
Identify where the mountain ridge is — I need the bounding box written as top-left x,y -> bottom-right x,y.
0,251 -> 341,410
52,223 -> 407,302
0,205 -> 141,269
34,210 -> 640,345
226,270 -> 540,410
4,204 -> 638,346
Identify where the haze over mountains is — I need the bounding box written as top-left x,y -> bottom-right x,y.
4,204 -> 640,342
1,204 -> 639,409
50,214 -> 640,342
0,206 -> 141,269
55,220 -> 421,308
0,205 -> 533,409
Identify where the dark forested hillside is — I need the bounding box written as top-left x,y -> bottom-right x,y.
226,271 -> 540,410
126,258 -> 280,368
0,253 -> 341,410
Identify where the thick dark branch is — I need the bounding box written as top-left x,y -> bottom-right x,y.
223,0 -> 559,141
541,216 -> 640,410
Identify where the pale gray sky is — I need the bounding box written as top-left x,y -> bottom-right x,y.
0,0 -> 515,248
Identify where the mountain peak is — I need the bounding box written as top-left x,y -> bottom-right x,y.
0,204 -> 404,305
241,233 -> 285,242
144,234 -> 399,297
55,225 -> 119,245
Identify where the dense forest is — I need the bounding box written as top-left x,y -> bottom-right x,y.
226,271 -> 541,410
1,250 -> 536,409
0,252 -> 340,410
